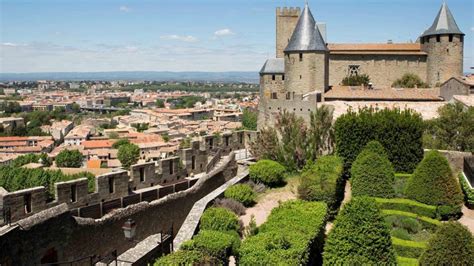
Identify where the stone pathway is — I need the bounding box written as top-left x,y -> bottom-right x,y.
459,205 -> 474,235
325,181 -> 352,233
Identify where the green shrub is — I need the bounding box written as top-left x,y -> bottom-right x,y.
392,73 -> 429,88
397,256 -> 419,266
297,155 -> 344,217
392,237 -> 427,258
459,172 -> 474,207
374,197 -> 438,219
420,222 -> 474,265
181,230 -> 240,262
351,150 -> 395,198
249,159 -> 286,187
405,151 -> 463,217
399,217 -> 422,234
112,138 -> 130,149
357,140 -> 388,158
153,250 -> 216,265
224,184 -> 256,207
391,228 -> 412,240
55,149 -> 83,168
239,200 -> 327,265
341,74 -> 371,86
323,197 -> 396,265
335,107 -> 423,174
381,210 -> 441,231
200,207 -> 240,233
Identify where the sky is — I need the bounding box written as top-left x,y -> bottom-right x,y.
0,0 -> 473,73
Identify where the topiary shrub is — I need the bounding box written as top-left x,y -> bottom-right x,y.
153,250 -> 216,265
419,222 -> 474,265
200,207 -> 240,233
249,159 -> 286,187
323,197 -> 396,265
391,228 -> 412,240
374,197 -> 438,219
357,140 -> 388,159
351,149 -> 396,198
224,184 -> 256,207
213,198 -> 246,216
392,237 -> 427,258
181,230 -> 240,263
405,150 -> 463,218
297,155 -> 344,217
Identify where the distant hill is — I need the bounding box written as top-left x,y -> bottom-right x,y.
0,71 -> 259,83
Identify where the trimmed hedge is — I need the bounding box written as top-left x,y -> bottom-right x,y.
381,210 -> 441,231
392,237 -> 427,258
323,197 -> 396,265
459,172 -> 474,207
374,198 -> 437,219
405,150 -> 463,218
180,230 -> 240,263
153,250 -> 216,265
224,184 -> 256,207
239,200 -> 327,265
249,159 -> 286,187
297,155 -> 344,217
397,256 -> 420,266
351,148 -> 396,198
420,222 -> 474,265
200,207 -> 240,232
334,107 -> 424,174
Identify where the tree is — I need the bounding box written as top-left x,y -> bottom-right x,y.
112,138 -> 130,149
55,149 -> 83,168
341,74 -> 371,86
242,108 -> 257,130
419,222 -> 474,265
71,103 -> 81,113
323,197 -> 396,265
155,99 -> 165,108
392,73 -> 429,88
118,143 -> 140,169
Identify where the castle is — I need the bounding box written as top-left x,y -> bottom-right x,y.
258,3 -> 465,128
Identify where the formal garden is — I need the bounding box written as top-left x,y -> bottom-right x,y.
155,104 -> 474,265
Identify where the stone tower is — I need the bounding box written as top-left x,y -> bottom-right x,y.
276,7 -> 300,58
420,3 -> 464,86
284,3 -> 329,96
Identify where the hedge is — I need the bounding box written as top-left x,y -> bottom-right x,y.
297,155 -> 344,217
459,172 -> 474,207
374,198 -> 437,219
392,237 -> 427,258
323,197 -> 396,265
239,200 -> 327,265
200,207 -> 240,233
224,184 -> 256,207
334,107 -> 423,174
397,256 -> 419,266
180,230 -> 240,263
381,210 -> 441,231
249,159 -> 286,187
153,250 -> 216,265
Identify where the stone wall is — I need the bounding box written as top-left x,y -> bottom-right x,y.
276,7 -> 300,58
285,51 -> 329,95
439,77 -> 470,101
329,54 -> 428,88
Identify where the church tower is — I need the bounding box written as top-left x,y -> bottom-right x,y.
420,3 -> 464,86
284,3 -> 329,97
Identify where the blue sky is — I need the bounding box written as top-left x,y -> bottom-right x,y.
1,0 -> 473,73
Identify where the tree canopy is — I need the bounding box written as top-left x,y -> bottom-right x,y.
55,149 -> 83,168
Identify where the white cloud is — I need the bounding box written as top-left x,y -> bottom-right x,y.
160,35 -> 198,43
119,5 -> 131,12
214,28 -> 235,37
471,27 -> 474,32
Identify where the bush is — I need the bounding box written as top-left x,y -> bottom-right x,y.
181,230 -> 240,262
405,150 -> 463,217
420,222 -> 474,265
112,138 -> 130,149
249,159 -> 286,187
200,207 -> 240,233
335,107 -> 424,174
297,155 -> 344,217
341,74 -> 371,86
392,73 -> 429,88
55,149 -> 83,168
391,228 -> 412,240
323,197 -> 396,265
239,200 -> 327,265
213,198 -> 246,216
351,149 -> 396,198
382,210 -> 441,231
117,143 -> 140,169
392,237 -> 427,258
153,250 -> 216,265
374,197 -> 438,219
224,184 -> 256,207
459,172 -> 474,207
399,217 -> 422,234
397,256 -> 420,266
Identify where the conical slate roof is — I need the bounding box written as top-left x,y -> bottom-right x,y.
420,3 -> 464,37
284,3 -> 327,53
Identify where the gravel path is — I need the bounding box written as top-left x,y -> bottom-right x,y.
459,205 -> 474,235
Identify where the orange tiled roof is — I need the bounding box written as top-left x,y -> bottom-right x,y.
82,140 -> 114,149
328,43 -> 426,55
324,86 -> 442,101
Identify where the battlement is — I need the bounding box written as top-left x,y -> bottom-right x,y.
276,7 -> 300,16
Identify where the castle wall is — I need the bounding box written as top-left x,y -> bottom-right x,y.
276,7 -> 300,58
285,52 -> 329,95
329,54 -> 428,88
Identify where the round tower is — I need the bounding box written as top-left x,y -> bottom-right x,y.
420,3 -> 464,87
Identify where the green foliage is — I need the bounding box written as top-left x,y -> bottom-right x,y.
249,159 -> 286,187
419,222 -> 474,265
297,155 -> 344,217
405,151 -> 463,216
179,137 -> 192,149
351,146 -> 396,198
244,214 -> 258,237
155,98 -> 165,108
341,74 -> 371,86
181,230 -> 240,263
392,237 -> 427,258
200,207 -> 240,233
55,149 -> 83,168
391,228 -> 412,240
239,200 -> 327,265
242,108 -> 257,130
224,184 -> 256,207
459,172 -> 474,207
335,107 -> 424,174
0,166 -> 95,199
131,123 -> 149,132
374,197 -> 438,219
112,138 -> 130,149
423,103 -> 474,152
392,73 -> 429,88
381,210 -> 441,231
0,101 -> 22,114
251,106 -> 334,171
161,133 -> 170,142
11,153 -> 51,167
170,95 -> 206,109
397,256 -> 420,266
154,250 -> 215,265
117,143 -> 140,169
323,197 -> 396,265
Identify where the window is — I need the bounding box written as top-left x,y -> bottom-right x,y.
299,75 -> 302,79
299,53 -> 303,62
421,37 -> 425,44
271,92 -> 278,99
286,92 -> 291,100
272,75 -> 275,81
316,93 -> 322,102
71,184 -> 77,202
209,138 -> 214,149
436,35 -> 440,42
24,194 -> 32,213
460,35 -> 464,42
348,65 -> 360,76
169,160 -> 174,175
108,177 -> 114,193
449,34 -> 453,42
191,155 -> 196,170
139,168 -> 145,182
282,75 -> 285,81
225,136 -> 229,146
239,134 -> 243,144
